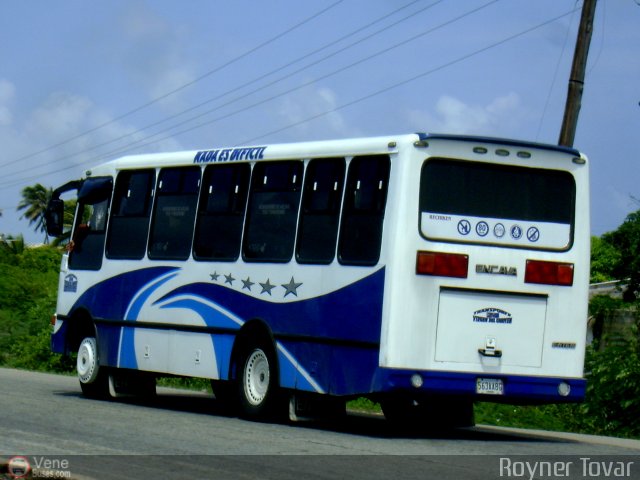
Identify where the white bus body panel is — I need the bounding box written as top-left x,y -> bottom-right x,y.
379,136 -> 589,381
52,133 -> 588,402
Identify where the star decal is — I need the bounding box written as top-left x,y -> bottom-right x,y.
260,279 -> 276,296
281,277 -> 303,297
241,277 -> 255,291
210,272 -> 220,281
224,273 -> 235,286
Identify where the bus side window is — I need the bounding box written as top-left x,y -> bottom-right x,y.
296,158 -> 345,264
69,176 -> 113,271
193,163 -> 250,261
148,166 -> 201,260
338,155 -> 390,266
243,160 -> 303,263
106,170 -> 155,259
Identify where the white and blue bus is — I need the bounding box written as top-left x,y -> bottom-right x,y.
46,132 -> 590,425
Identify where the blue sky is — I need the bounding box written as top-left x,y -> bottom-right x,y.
1,0 -> 638,243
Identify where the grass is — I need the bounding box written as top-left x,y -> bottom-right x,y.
347,397 -> 382,414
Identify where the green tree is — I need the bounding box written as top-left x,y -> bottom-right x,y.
0,234 -> 25,257
602,209 -> 640,301
576,326 -> 640,438
17,183 -> 53,243
0,243 -> 65,369
590,235 -> 620,283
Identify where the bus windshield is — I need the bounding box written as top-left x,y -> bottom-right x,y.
419,158 -> 576,251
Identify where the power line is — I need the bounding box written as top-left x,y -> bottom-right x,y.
1,161 -> 89,190
70,0 -> 499,163
535,5 -> 578,140
93,0 -> 433,156
0,5 -> 579,189
0,0 -> 344,170
239,7 -> 581,146
0,0 -> 436,187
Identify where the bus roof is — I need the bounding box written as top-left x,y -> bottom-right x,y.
417,132 -> 581,157
87,132 -> 581,175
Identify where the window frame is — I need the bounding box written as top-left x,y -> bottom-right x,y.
295,157 -> 346,265
147,166 -> 202,261
242,160 -> 304,263
193,163 -> 251,262
418,157 -> 577,251
68,176 -> 113,271
106,169 -> 156,260
337,155 -> 391,266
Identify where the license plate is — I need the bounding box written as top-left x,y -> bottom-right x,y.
476,378 -> 504,395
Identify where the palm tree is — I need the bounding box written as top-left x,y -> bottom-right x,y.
0,234 -> 25,256
17,184 -> 53,243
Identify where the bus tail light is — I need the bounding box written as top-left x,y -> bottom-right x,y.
416,251 -> 468,278
525,260 -> 574,286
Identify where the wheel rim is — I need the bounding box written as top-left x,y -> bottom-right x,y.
77,337 -> 99,384
243,349 -> 270,406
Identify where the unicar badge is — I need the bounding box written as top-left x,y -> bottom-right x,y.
64,274 -> 78,293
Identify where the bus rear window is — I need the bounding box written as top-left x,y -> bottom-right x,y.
419,159 -> 576,250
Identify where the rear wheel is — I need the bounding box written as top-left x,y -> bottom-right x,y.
77,336 -> 110,399
236,339 -> 284,420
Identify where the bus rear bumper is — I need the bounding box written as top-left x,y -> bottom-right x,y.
373,368 -> 586,403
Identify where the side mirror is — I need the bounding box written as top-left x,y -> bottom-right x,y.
45,198 -> 65,237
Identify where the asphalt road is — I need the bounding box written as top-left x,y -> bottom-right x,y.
1,368 -> 638,479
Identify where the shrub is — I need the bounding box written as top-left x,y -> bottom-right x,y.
478,302 -> 640,439
572,325 -> 640,437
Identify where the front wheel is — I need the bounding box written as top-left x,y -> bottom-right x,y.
77,337 -> 110,399
236,341 -> 283,420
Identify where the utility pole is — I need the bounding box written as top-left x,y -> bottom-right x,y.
558,0 -> 597,147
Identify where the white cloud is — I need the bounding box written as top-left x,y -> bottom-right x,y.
486,93 -> 520,117
27,92 -> 94,140
0,78 -> 15,103
6,89 -> 182,186
0,86 -> 186,242
407,92 -> 522,136
276,85 -> 350,139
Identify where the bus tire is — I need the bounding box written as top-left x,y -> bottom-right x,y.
236,339 -> 281,420
77,336 -> 110,399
